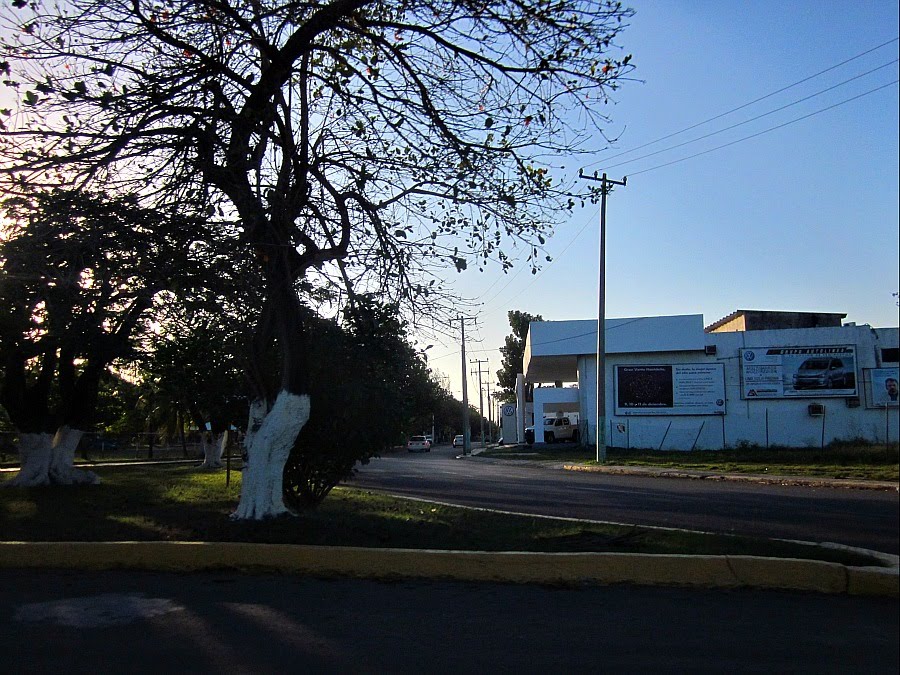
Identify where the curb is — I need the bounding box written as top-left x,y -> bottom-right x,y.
469,453 -> 898,491
562,464 -> 899,491
0,542 -> 896,597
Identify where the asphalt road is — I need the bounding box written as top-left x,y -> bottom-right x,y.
3,569 -> 897,674
349,445 -> 900,554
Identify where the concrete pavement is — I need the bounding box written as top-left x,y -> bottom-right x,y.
5,569 -> 897,674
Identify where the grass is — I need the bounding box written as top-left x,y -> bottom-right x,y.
0,464 -> 889,568
478,442 -> 900,481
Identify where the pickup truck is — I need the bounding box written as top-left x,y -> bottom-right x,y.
541,417 -> 579,443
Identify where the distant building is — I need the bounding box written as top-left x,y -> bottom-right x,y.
705,309 -> 846,333
520,312 -> 899,450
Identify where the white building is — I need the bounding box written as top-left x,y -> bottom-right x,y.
521,311 -> 899,450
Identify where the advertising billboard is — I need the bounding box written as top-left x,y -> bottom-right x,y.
739,346 -> 857,399
614,364 -> 726,416
866,367 -> 899,408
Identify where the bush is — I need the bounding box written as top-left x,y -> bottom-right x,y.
283,301 -> 435,509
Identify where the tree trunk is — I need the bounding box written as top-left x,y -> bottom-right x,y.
198,430 -> 227,469
48,426 -> 99,485
3,428 -> 98,487
198,430 -> 211,461
4,433 -> 53,487
232,391 -> 310,520
178,411 -> 188,458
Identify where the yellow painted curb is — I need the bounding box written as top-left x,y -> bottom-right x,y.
846,566 -> 900,597
0,542 -> 896,597
725,555 -> 848,594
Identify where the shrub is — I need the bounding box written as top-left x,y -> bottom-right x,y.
283,300 -> 435,509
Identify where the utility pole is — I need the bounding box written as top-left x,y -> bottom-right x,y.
485,379 -> 493,442
450,316 -> 477,455
471,358 -> 489,448
580,171 -> 626,463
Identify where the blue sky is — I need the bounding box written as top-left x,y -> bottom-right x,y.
430,0 -> 900,402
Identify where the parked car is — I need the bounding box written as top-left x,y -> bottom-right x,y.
407,435 -> 432,453
524,426 -> 534,444
793,357 -> 855,389
452,434 -> 464,448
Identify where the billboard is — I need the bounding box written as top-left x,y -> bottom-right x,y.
739,346 -> 857,399
614,364 -> 726,416
866,367 -> 899,408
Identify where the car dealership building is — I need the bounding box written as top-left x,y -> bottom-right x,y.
517,310 -> 899,450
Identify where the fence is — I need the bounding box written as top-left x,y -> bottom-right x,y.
0,431 -> 206,463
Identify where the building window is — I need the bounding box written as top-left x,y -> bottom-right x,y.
882,348 -> 900,363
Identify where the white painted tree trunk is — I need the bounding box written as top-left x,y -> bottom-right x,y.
4,428 -> 100,487
49,426 -> 99,485
232,391 -> 310,520
198,430 -> 227,469
4,433 -> 53,487
198,432 -> 212,462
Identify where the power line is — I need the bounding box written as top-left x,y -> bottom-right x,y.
582,36 -> 899,170
474,249 -> 528,301
628,79 -> 898,178
471,43 -> 898,338
480,209 -> 598,313
599,59 -> 898,172
477,256 -> 533,308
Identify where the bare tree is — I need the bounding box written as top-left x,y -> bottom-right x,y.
0,0 -> 634,517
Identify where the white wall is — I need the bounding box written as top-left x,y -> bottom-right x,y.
572,324 -> 899,450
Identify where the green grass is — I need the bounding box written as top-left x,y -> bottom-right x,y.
0,464 -> 888,567
479,442 -> 900,481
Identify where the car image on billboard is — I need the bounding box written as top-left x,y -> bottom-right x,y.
792,357 -> 855,390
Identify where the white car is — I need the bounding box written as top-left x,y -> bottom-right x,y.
452,434 -> 464,448
407,435 -> 432,453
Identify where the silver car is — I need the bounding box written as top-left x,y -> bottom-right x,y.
793,357 -> 854,389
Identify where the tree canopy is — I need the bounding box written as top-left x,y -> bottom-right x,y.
1,0 -> 634,315
0,0 -> 634,515
0,187 -> 205,484
495,309 -> 543,403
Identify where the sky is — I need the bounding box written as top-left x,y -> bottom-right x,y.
1,2 -> 896,409
427,0 -> 900,405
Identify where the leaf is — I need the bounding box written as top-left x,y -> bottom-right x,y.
484,117 -> 493,128
453,257 -> 467,272
394,230 -> 407,238
73,81 -> 87,95
23,90 -> 38,106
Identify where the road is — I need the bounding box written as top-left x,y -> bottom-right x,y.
349,444 -> 900,554
3,569 -> 897,674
